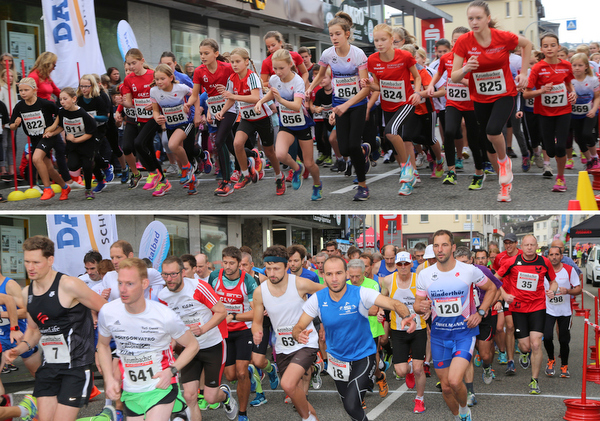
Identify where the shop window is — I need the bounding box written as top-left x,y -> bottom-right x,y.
171,21 -> 208,68
220,29 -> 249,55
156,217 -> 189,258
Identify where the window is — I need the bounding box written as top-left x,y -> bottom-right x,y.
466,215 -> 472,221
403,215 -> 408,225
455,215 -> 459,222
171,21 -> 209,68
518,1 -> 523,16
543,222 -> 547,229
506,2 -> 510,17
420,215 -> 429,223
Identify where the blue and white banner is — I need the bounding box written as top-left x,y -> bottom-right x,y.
117,20 -> 138,62
46,214 -> 118,277
139,221 -> 170,272
41,0 -> 107,88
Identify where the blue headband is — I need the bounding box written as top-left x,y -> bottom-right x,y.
264,256 -> 288,264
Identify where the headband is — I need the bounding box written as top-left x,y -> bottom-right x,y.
264,256 -> 288,264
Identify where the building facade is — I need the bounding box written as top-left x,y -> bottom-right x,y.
400,213 -> 483,250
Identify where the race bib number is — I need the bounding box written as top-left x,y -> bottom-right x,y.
517,272 -> 539,291
380,80 -> 406,103
549,295 -> 564,305
182,314 -> 203,328
122,354 -> 161,388
473,70 -> 507,95
40,334 -> 71,364
206,95 -> 226,115
572,102 -> 592,115
64,117 -> 85,137
473,286 -> 481,308
334,76 -> 360,100
162,104 -> 188,125
21,111 -> 45,136
327,353 -> 350,382
223,303 -> 243,313
279,106 -> 306,127
134,98 -> 153,119
275,325 -> 297,349
447,82 -> 470,101
87,110 -> 98,118
240,102 -> 262,121
124,107 -> 137,119
525,97 -> 535,108
541,83 -> 568,108
434,297 -> 462,317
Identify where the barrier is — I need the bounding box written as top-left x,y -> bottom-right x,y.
575,290 -> 588,317
585,290 -> 599,361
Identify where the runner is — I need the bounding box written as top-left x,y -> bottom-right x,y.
543,246 -> 581,379
288,245 -> 320,284
6,236 -> 107,421
495,234 -> 557,394
260,32 -> 309,87
524,33 -> 577,192
97,257 -> 200,420
293,256 -> 416,421
180,254 -> 198,279
195,253 -> 211,282
307,12 -> 372,201
414,230 -> 497,421
254,49 -> 321,201
251,245 -> 324,421
208,247 -> 259,421
158,256 -> 238,420
451,0 -> 533,202
373,245 -> 398,279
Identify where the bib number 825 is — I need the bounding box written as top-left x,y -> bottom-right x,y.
477,81 -> 503,93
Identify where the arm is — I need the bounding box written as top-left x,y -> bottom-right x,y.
292,311 -> 315,344
0,293 -> 21,343
152,102 -> 165,125
334,68 -> 370,115
42,116 -> 62,138
409,66 -> 423,106
277,95 -> 303,112
566,81 -> 577,104
588,89 -> 600,118
5,313 -> 40,363
97,334 -> 121,400
426,70 -> 443,97
0,280 -> 27,320
373,294 -> 416,332
63,276 -> 108,312
516,36 -> 533,89
251,285 -> 265,345
306,65 -> 328,98
298,62 -> 309,89
467,279 -> 497,328
69,133 -> 93,143
254,89 -> 274,113
215,98 -> 235,121
451,53 -> 477,83
122,93 -> 134,109
191,301 -> 226,337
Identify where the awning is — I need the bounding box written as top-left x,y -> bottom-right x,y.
569,215 -> 600,239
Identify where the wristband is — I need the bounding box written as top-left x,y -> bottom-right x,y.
462,67 -> 470,75
23,340 -> 32,352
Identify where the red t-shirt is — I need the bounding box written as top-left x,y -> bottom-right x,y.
261,51 -> 304,77
193,61 -> 234,97
28,70 -> 60,101
120,70 -> 155,123
527,59 -> 574,116
453,28 -> 519,103
496,254 -> 556,313
438,51 -> 474,112
367,49 -> 416,112
228,69 -> 270,121
492,249 -> 523,272
412,68 -> 432,116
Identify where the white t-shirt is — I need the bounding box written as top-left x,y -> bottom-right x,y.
102,269 -> 165,302
97,299 -> 188,393
544,265 -> 579,317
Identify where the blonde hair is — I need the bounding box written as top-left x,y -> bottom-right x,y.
373,23 -> 393,39
576,44 -> 590,56
76,74 -> 101,98
18,77 -> 37,90
272,49 -> 297,73
118,258 -> 148,282
401,44 -> 417,57
392,27 -> 417,45
31,52 -> 57,80
416,48 -> 427,60
0,68 -> 17,89
125,48 -> 144,62
591,53 -> 600,62
264,31 -> 284,44
328,11 -> 354,42
571,53 -> 594,77
152,64 -> 178,87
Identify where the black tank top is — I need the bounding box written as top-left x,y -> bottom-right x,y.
28,272 -> 94,368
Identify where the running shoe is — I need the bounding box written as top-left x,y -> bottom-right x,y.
311,182 -> 323,201
398,182 -> 413,196
311,363 -> 323,389
198,394 -> 210,410
469,174 -> 485,190
565,158 -> 574,169
252,149 -> 262,171
292,163 -> 304,190
93,181 -> 106,193
323,157 -> 333,167
506,360 -> 516,375
231,170 -> 241,183
85,189 -> 95,200
552,176 -> 567,192
187,175 -> 197,195
215,181 -> 233,197
220,384 -> 238,420
353,185 -> 370,201
542,163 -> 553,178
546,359 -> 555,376
234,175 -> 252,190
498,157 -> 513,185
180,164 -> 193,185
498,351 -> 508,365
362,400 -> 367,410
483,161 -> 496,174
433,159 -> 444,178
529,378 -> 541,395
276,177 -> 286,195
316,153 -> 326,166
284,395 -> 292,404
534,153 -> 544,168
497,183 -> 512,202
203,151 -> 213,174
560,365 -> 570,378
1,366 -> 10,374
460,409 -> 473,421
482,366 -> 494,385
424,364 -> 431,377
93,404 -> 116,421
165,163 -> 179,175
59,184 -> 71,201
286,169 -> 294,183
455,158 -> 464,171
303,164 -> 310,179
443,171 -> 457,185
128,172 -> 142,190
104,164 -> 115,182
414,170 -> 421,183
268,363 -> 280,389
383,150 -> 393,164
462,147 -> 470,159
589,157 -> 600,170
344,160 -> 353,177
362,143 -> 371,174
506,147 -> 517,158
250,392 -> 267,407
405,372 -> 415,389
249,365 -> 258,393
415,152 -> 426,168
377,372 -> 389,397
413,398 -> 426,414
520,352 -> 531,369
399,163 -> 415,184
474,352 -> 481,367
40,187 -> 55,201
143,172 -> 160,190
582,157 -> 588,165
120,166 -> 130,184
152,179 -> 172,197
467,391 -> 477,407
522,155 -> 531,172
248,158 -> 259,183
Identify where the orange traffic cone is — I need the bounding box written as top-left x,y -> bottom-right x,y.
567,200 -> 581,210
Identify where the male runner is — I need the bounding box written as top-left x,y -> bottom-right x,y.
252,245 -> 324,421
195,253 -> 211,282
415,245 -> 436,275
550,239 -> 584,284
544,246 -> 581,379
180,254 -> 198,279
411,243 -> 427,273
314,252 -> 328,283
414,230 -> 497,421
288,245 -> 320,284
7,236 -> 107,421
208,246 -> 258,421
158,256 -> 238,421
79,251 -> 104,290
496,234 -> 557,395
325,241 -> 338,257
373,245 -> 397,279
293,256 -> 416,421
97,257 -> 199,420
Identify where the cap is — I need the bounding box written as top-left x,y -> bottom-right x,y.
504,233 -> 518,243
395,252 -> 412,264
423,244 -> 435,259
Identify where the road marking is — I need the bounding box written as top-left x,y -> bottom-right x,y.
367,383 -> 408,419
331,168 -> 402,194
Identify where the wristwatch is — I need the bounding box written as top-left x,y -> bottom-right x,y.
10,326 -> 19,331
232,313 -> 237,321
169,366 -> 178,376
477,309 -> 486,317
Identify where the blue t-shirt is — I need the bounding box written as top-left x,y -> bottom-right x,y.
288,268 -> 320,284
0,278 -> 27,343
174,70 -> 193,88
199,91 -> 217,134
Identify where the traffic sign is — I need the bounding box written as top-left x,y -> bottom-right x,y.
566,20 -> 577,31
472,237 -> 481,247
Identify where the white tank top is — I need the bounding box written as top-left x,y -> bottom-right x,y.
261,274 -> 317,354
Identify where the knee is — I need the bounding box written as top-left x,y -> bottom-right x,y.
203,389 -> 219,404
276,149 -> 287,163
413,363 -> 424,378
183,387 -> 198,404
281,377 -> 297,395
447,376 -> 463,390
394,364 -> 407,377
236,367 -> 249,381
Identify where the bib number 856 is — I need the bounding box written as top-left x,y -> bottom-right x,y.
282,115 -> 303,125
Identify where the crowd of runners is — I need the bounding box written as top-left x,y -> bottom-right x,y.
1,0 -> 599,203
0,227 -> 584,421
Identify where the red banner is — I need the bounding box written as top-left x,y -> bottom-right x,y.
379,214 -> 403,250
421,18 -> 445,59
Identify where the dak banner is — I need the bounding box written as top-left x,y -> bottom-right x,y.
41,0 -> 106,88
46,214 -> 118,277
139,221 -> 170,272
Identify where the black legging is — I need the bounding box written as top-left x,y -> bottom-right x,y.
539,113 -> 571,158
105,117 -> 123,158
523,111 -> 542,150
570,116 -> 597,153
315,120 -> 333,158
66,140 -> 103,190
445,106 -> 484,170
333,354 -> 376,421
214,112 -> 236,182
474,96 -> 516,154
543,314 -> 571,366
336,104 -> 367,183
53,137 -> 71,182
123,120 -> 162,173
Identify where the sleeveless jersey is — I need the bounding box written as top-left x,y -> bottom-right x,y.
319,45 -> 368,108
227,69 -> 271,121
545,264 -> 579,317
0,278 -> 27,340
213,269 -> 252,332
97,299 -> 187,394
389,273 -> 425,331
28,272 -> 95,368
120,70 -> 155,122
527,59 -> 574,117
438,51 -> 474,112
158,277 -> 226,349
261,274 -> 317,354
377,263 -> 397,279
269,73 -> 314,131
367,49 -> 416,112
571,75 -> 599,119
149,83 -> 194,129
193,61 -> 236,116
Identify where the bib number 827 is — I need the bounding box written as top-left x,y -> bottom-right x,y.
544,95 -> 564,105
